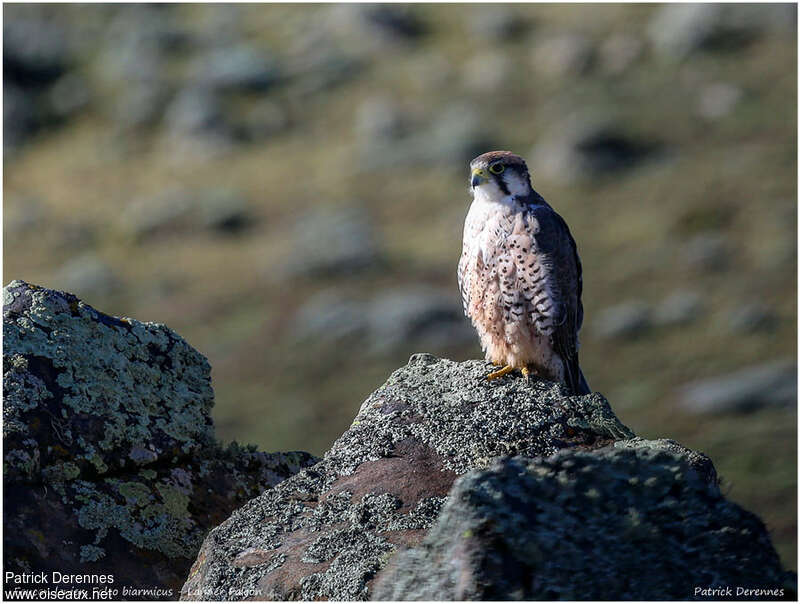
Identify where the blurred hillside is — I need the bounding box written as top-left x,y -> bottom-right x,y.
3,4 -> 796,569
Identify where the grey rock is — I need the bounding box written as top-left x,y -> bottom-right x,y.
612,436 -> 717,485
361,103 -> 492,170
727,302 -> 778,334
742,3 -> 797,35
3,281 -> 318,593
653,290 -> 705,327
163,87 -> 226,138
182,355 -> 633,600
99,40 -> 162,87
357,5 -> 426,41
2,14 -> 86,148
531,33 -> 594,78
53,254 -> 121,300
4,17 -> 71,85
47,73 -> 90,119
282,206 -> 380,279
193,5 -> 245,48
3,196 -> 45,237
198,190 -> 252,234
285,43 -> 364,97
593,301 -> 652,340
291,290 -> 369,346
100,6 -> 179,87
374,445 -> 791,600
354,96 -> 409,143
530,114 -> 656,184
696,82 -> 743,120
648,4 -> 722,59
104,4 -> 190,56
367,287 -> 472,354
119,188 -> 193,241
424,104 -> 492,164
113,80 -> 170,130
119,188 -> 252,240
647,4 -> 792,60
682,232 -> 730,271
598,33 -> 643,75
292,287 -> 471,354
468,6 -> 529,41
678,360 -> 797,414
190,45 -> 281,92
3,280 -> 214,480
3,84 -> 37,151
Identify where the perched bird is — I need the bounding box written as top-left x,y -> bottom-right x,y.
457,150 -> 590,395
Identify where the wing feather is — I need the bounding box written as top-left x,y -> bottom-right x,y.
527,205 -> 585,393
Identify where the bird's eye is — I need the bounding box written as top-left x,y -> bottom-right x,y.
489,164 -> 505,175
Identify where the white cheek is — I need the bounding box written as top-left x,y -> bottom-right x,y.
473,180 -> 504,203
504,171 -> 529,198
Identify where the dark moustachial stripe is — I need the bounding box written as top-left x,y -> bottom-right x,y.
494,172 -> 510,195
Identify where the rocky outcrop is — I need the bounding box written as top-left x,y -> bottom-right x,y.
4,280 -> 793,600
374,444 -> 793,600
3,281 -> 317,597
182,354 -> 794,601
181,353 -> 634,600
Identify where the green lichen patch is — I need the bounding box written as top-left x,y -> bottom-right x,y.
3,280 -> 215,483
73,476 -> 201,559
79,545 -> 106,563
41,461 -> 81,485
116,480 -> 154,507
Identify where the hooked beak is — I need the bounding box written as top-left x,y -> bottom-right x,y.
471,168 -> 489,188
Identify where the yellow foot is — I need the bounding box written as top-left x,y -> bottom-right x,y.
521,366 -> 530,380
487,365 -> 515,381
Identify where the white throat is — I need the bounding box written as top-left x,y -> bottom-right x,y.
472,180 -> 511,206
471,171 -> 532,208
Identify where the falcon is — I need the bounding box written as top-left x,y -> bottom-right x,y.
457,150 -> 590,395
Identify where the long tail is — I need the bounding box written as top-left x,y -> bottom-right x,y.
576,367 -> 591,395
565,357 -> 591,396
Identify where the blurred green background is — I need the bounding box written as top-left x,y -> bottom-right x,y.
3,4 -> 796,569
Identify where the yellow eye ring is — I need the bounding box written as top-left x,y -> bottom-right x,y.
489,163 -> 504,175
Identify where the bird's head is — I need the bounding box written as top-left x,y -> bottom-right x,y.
469,151 -> 533,201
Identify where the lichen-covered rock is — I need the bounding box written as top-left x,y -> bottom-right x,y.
373,445 -> 795,601
3,279 -> 214,481
181,353 -> 633,600
3,280 -> 317,597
